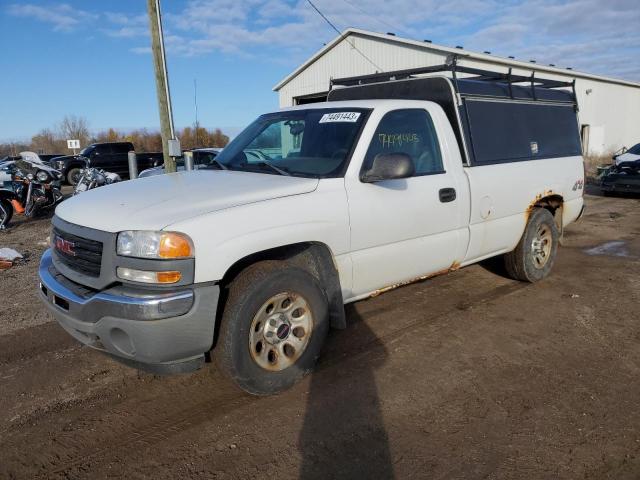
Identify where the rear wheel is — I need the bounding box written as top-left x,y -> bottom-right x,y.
215,261 -> 329,395
0,199 -> 13,229
504,208 -> 559,282
67,168 -> 82,186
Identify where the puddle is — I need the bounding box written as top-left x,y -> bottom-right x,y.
583,241 -> 632,258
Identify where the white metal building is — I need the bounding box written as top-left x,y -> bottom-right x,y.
274,28 -> 640,156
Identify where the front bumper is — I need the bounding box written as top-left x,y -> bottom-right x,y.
38,249 -> 219,374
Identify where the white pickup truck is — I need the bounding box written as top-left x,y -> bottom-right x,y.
39,65 -> 585,395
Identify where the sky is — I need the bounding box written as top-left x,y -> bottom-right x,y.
1,0 -> 639,142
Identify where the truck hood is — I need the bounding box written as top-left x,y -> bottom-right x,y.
55,170 -> 319,232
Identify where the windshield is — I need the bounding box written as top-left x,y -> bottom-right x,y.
79,146 -> 94,157
211,108 -> 369,178
628,143 -> 640,155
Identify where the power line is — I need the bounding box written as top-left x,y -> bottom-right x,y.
305,0 -> 382,72
339,0 -> 406,37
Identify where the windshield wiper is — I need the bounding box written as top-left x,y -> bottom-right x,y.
210,159 -> 228,170
255,160 -> 291,176
202,159 -> 228,170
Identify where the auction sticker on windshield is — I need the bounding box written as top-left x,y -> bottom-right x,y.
319,112 -> 361,123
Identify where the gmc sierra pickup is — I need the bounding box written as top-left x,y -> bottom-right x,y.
39,64 -> 585,395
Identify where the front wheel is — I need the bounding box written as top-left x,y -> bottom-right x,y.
67,168 -> 82,186
0,199 -> 13,229
215,261 -> 329,395
504,207 -> 559,282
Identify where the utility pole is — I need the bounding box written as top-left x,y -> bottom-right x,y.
194,78 -> 199,148
147,0 -> 177,173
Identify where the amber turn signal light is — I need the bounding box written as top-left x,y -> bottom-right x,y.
159,233 -> 194,259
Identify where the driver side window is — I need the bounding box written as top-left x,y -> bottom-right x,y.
364,109 -> 444,176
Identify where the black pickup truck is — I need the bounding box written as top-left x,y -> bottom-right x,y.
49,142 -> 163,184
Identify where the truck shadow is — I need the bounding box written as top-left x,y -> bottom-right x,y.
297,304 -> 394,479
478,255 -> 510,278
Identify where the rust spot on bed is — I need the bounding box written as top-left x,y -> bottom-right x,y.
369,261 -> 461,298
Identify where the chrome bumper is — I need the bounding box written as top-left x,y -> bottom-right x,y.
38,249 -> 219,373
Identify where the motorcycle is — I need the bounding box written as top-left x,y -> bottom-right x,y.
73,167 -> 121,195
0,157 -> 63,230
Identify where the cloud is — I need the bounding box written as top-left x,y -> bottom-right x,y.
157,0 -> 512,60
6,3 -> 97,32
6,0 -> 640,81
130,46 -> 151,55
464,0 -> 640,79
102,12 -> 148,38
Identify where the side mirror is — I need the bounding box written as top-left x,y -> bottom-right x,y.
361,153 -> 415,183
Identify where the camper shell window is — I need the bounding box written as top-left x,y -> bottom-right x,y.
462,100 -> 582,165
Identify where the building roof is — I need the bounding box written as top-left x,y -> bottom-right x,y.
273,28 -> 640,91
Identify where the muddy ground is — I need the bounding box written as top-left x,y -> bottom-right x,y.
1,191 -> 640,479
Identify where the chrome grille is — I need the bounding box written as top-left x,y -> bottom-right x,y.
52,227 -> 103,277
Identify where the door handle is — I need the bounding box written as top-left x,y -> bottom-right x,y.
439,187 -> 456,203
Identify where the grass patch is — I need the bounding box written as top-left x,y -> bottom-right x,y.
584,153 -> 613,183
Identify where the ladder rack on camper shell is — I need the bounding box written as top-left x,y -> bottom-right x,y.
327,56 -> 583,167
329,56 -> 579,108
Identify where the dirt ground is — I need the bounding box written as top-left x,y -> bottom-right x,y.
1,191 -> 640,479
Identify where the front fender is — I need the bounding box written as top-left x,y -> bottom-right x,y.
166,180 -> 351,284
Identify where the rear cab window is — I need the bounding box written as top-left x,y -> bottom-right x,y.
363,109 -> 444,177
95,144 -> 111,155
111,143 -> 131,154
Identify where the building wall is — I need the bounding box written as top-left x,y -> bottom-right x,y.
278,33 -> 640,155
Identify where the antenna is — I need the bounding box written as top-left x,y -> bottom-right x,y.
194,78 -> 199,148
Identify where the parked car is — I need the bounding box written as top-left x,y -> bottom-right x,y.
613,143 -> 640,165
49,142 -> 163,184
601,159 -> 640,195
38,64 -> 585,396
138,148 -> 222,178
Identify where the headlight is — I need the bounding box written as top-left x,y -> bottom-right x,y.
56,161 -> 65,169
36,170 -> 50,182
116,231 -> 194,259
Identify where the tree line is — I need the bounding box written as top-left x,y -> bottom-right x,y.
0,115 -> 230,157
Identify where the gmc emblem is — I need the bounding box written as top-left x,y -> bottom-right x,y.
55,236 -> 76,256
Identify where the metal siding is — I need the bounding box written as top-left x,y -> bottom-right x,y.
279,34 -> 640,153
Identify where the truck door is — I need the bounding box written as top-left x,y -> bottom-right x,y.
345,107 -> 468,298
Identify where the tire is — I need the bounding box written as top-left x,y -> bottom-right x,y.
0,199 -> 13,228
504,208 -> 559,283
67,168 -> 82,186
215,260 -> 329,395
